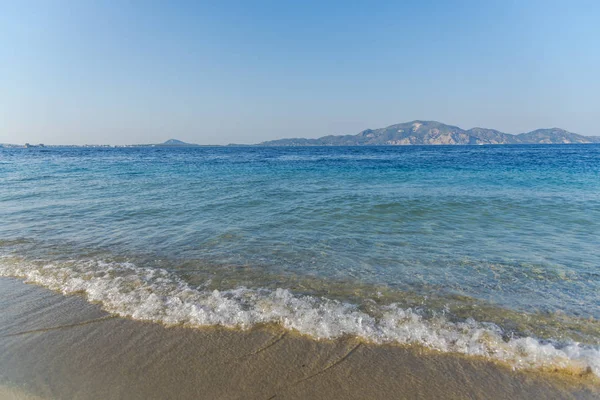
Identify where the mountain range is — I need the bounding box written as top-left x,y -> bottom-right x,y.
258,121 -> 600,146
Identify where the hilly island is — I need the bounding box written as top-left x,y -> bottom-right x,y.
4,121 -> 599,148
258,121 -> 600,146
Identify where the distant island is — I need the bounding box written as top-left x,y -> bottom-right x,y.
258,121 -> 600,146
1,139 -> 203,148
160,139 -> 198,146
3,121 -> 600,148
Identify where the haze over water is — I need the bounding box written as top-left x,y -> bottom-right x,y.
1,144 -> 599,375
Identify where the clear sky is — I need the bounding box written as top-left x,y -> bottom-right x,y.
1,0 -> 599,145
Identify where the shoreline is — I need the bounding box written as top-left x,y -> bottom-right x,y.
1,277 -> 598,399
2,254 -> 599,377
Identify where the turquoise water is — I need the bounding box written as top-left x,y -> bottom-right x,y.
1,145 -> 599,373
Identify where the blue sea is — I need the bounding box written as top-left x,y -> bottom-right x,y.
1,145 -> 599,374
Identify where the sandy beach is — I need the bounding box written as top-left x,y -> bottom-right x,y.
0,277 -> 598,400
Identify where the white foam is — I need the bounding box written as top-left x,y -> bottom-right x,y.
1,256 -> 598,376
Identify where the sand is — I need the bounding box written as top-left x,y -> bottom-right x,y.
0,277 -> 598,399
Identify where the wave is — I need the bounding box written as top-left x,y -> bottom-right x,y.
0,255 -> 598,377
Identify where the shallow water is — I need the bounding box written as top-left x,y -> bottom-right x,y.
1,145 -> 599,374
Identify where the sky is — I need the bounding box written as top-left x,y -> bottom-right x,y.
1,0 -> 599,145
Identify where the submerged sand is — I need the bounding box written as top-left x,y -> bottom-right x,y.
0,278 -> 598,400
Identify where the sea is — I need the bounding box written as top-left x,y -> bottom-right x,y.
1,144 -> 599,375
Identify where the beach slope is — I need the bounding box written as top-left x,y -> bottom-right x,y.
0,278 -> 597,400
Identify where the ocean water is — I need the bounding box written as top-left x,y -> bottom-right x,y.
1,145 -> 599,375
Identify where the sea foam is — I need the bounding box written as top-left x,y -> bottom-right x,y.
1,256 -> 598,377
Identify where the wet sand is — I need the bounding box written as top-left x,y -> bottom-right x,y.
0,278 -> 598,400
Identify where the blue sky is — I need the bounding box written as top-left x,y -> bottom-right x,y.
1,0 -> 599,145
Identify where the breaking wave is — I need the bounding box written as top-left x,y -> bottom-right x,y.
0,255 -> 598,377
